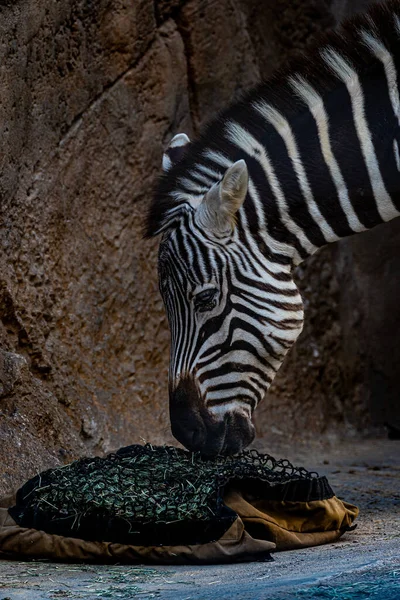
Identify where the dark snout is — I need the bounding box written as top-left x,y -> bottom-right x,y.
170,376 -> 255,456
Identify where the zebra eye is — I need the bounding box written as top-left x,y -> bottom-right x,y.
194,288 -> 217,312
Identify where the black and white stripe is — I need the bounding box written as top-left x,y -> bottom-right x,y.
146,1 -> 400,436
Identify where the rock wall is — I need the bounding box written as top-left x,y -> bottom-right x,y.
0,0 -> 397,495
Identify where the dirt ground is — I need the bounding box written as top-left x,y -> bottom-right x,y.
0,437 -> 398,599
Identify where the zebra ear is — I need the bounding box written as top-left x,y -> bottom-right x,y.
162,133 -> 191,172
196,160 -> 248,235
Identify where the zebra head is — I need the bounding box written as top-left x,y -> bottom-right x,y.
150,134 -> 304,456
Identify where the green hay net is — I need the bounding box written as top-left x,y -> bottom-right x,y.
10,444 -> 330,546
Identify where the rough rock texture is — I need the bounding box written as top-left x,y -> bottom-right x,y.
0,0 -> 190,494
0,0 -> 398,495
336,223 -> 400,431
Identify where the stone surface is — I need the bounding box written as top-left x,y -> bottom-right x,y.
0,0 -> 190,494
0,350 -> 28,399
336,222 -> 400,432
0,0 -> 399,496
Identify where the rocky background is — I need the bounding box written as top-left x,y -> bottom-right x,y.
0,0 -> 398,495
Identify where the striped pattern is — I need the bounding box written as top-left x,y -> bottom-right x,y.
159,213 -> 304,418
147,1 -> 400,441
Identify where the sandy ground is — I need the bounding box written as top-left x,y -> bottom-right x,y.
0,438 -> 398,599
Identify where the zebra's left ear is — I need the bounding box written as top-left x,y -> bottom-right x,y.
162,133 -> 191,172
196,160 -> 248,235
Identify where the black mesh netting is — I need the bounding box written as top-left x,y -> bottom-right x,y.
9,444 -> 333,546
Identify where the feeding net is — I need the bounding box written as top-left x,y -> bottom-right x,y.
10,444 -> 331,546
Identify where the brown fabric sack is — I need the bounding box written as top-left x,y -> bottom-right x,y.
225,486 -> 358,552
0,487 -> 358,564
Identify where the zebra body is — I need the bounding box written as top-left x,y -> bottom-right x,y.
146,1 -> 400,455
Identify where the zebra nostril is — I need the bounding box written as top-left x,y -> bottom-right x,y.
221,412 -> 255,456
169,375 -> 208,452
171,419 -> 206,452
188,425 -> 207,450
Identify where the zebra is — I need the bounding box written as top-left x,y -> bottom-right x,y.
145,0 -> 400,456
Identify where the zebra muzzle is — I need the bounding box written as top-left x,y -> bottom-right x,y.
169,375 -> 255,456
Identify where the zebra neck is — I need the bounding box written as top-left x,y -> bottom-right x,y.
245,48 -> 400,266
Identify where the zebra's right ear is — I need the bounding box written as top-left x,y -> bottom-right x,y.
162,133 -> 191,172
195,160 -> 248,236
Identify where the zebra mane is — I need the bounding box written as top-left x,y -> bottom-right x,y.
145,0 -> 400,239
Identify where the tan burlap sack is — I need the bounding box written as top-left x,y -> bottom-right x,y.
0,487 -> 358,564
